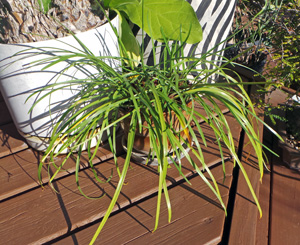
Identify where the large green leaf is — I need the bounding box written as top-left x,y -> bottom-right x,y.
105,0 -> 138,10
118,12 -> 141,67
109,0 -> 202,44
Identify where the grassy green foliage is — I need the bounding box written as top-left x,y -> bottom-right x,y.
22,36 -> 280,243
17,1 -> 281,243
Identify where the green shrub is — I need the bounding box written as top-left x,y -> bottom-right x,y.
266,1 -> 300,90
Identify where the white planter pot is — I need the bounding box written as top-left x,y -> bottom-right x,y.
0,17 -> 119,152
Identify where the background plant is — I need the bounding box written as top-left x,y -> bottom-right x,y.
266,0 -> 300,91
225,0 -> 282,72
225,1 -> 299,123
228,0 -> 300,90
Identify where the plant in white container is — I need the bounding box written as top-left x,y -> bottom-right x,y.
0,0 -> 237,152
16,1 -> 281,243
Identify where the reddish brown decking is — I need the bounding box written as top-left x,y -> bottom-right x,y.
260,89 -> 300,245
0,89 -> 299,244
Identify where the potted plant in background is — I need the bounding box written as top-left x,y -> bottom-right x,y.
233,0 -> 300,170
224,0 -> 282,81
19,3 -> 281,244
262,0 -> 300,170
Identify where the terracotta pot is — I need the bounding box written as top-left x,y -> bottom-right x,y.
0,17 -> 119,152
275,107 -> 300,171
270,89 -> 300,171
120,103 -> 192,155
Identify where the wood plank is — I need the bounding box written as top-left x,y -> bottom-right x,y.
255,114 -> 273,244
264,85 -> 300,244
0,149 -> 42,200
57,161 -> 234,245
255,168 -> 271,244
228,150 -> 263,245
265,88 -> 289,107
0,114 -> 241,244
0,134 -> 124,201
269,154 -> 300,244
0,123 -> 28,158
254,88 -> 293,244
228,85 -> 266,244
0,146 -> 224,244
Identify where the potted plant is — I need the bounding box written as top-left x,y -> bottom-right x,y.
24,9 -> 281,245
224,0 -> 282,81
1,0 -> 277,243
0,0 -> 237,151
263,0 -> 300,170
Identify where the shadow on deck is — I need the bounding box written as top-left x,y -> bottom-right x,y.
0,89 -> 299,244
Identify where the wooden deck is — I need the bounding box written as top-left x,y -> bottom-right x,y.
0,89 -> 299,244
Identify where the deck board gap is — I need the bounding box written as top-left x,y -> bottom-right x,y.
220,118 -> 246,244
